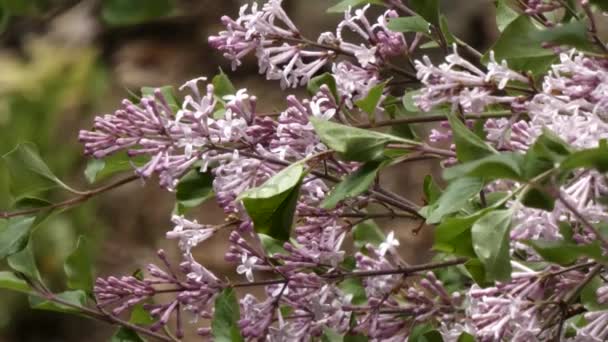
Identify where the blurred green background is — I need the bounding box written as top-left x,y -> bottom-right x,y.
0,0 -> 502,340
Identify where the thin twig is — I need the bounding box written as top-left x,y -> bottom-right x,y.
0,175 -> 139,219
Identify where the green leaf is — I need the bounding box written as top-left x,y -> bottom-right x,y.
495,0 -> 519,32
523,130 -> 572,178
387,14 -> 430,34
259,233 -> 288,256
457,332 -> 476,342
355,83 -> 385,118
447,113 -> 496,162
443,152 -> 523,182
409,0 -> 439,26
471,209 -> 512,282
212,288 -> 244,342
409,323 -> 444,342
423,174 -> 442,205
240,164 -> 303,242
29,290 -> 87,314
464,258 -> 493,287
0,271 -> 32,294
425,177 -> 484,224
327,0 -> 382,13
521,186 -> 555,211
581,276 -> 608,311
402,89 -> 421,112
433,211 -> 486,257
322,329 -> 343,342
2,143 -> 75,198
307,72 -> 338,99
141,85 -> 180,112
525,240 -> 606,266
64,236 -> 94,292
84,153 -> 146,184
111,327 -> 144,342
0,217 -> 35,258
339,277 -> 367,305
310,117 -> 414,162
7,238 -> 41,282
175,169 -> 214,212
322,161 -> 383,209
212,70 -> 237,99
129,303 -> 156,325
560,145 -> 608,173
352,220 -> 385,250
486,16 -> 592,74
590,0 -> 608,11
102,0 -> 175,26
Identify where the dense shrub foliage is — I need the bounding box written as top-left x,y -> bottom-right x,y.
3,0 -> 608,341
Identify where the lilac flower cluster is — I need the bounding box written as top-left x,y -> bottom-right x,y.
415,43 -> 608,341
77,1 -> 608,341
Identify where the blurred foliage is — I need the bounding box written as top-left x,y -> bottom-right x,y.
0,37 -> 108,331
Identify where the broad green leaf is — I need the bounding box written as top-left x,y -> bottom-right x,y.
495,0 -> 519,32
447,113 -> 496,162
409,0 -> 439,26
111,327 -> 144,342
7,238 -> 41,282
339,277 -> 367,305
560,144 -> 608,173
525,240 -> 606,266
29,290 -> 87,314
423,174 -> 442,205
2,143 -> 75,198
64,236 -> 94,292
591,0 -> 608,11
443,153 -> 523,182
84,153 -> 146,184
471,209 -> 512,282
310,117 -> 415,162
581,276 -> 608,311
433,211 -> 486,258
307,72 -> 338,99
176,169 -> 214,212
259,233 -> 287,256
353,220 -> 385,250
464,258 -> 493,287
486,16 -> 592,73
212,288 -> 244,342
322,329 -> 343,342
327,0 -> 382,13
322,161 -> 383,209
409,323 -> 444,342
402,89 -> 421,112
387,15 -> 430,34
425,177 -> 484,224
0,271 -> 31,294
0,217 -> 35,258
523,130 -> 572,179
102,0 -> 175,26
141,85 -> 180,112
212,70 -> 237,99
457,332 -> 476,342
240,164 -> 303,241
355,83 -> 385,118
521,186 -> 555,211
129,303 -> 156,325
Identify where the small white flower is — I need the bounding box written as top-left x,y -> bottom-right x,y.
354,45 -> 377,67
378,231 -> 400,256
310,98 -> 336,120
236,254 -> 259,282
223,88 -> 249,104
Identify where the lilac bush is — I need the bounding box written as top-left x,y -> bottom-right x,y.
2,0 -> 608,341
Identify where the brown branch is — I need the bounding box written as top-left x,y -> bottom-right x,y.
0,175 -> 140,219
